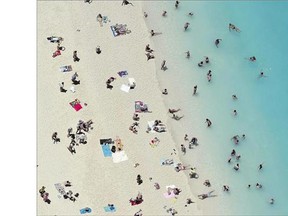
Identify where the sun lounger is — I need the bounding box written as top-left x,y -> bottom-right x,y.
60,65 -> 72,72
54,183 -> 66,196
70,99 -> 82,111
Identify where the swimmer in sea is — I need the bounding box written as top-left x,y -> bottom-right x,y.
232,94 -> 238,100
185,51 -> 190,58
256,183 -> 262,189
184,22 -> 190,31
234,163 -> 240,171
233,109 -> 238,116
228,157 -> 232,163
269,198 -> 275,204
175,0 -> 180,9
247,56 -> 256,62
231,149 -> 236,156
198,61 -> 204,67
258,163 -> 263,170
188,12 -> 194,16
229,23 -> 241,32
258,71 -> 267,78
242,134 -> 246,139
204,56 -> 209,64
215,39 -> 222,48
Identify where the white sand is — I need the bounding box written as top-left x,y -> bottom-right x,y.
38,1 -> 202,215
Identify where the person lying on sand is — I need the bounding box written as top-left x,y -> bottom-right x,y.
198,190 -> 217,200
145,44 -> 153,53
172,114 -> 184,120
169,108 -> 180,114
122,0 -> 134,6
146,52 -> 155,61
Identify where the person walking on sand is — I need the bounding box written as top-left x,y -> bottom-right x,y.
205,118 -> 212,127
161,60 -> 166,70
215,39 -> 222,47
184,22 -> 190,31
122,0 -> 134,6
193,85 -> 197,95
185,51 -> 190,58
162,11 -> 167,17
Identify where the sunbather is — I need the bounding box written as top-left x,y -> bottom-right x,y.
145,44 -> 153,53
122,0 -> 133,6
172,114 -> 184,120
146,52 -> 155,61
169,108 -> 180,114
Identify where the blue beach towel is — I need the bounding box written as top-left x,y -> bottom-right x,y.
104,205 -> 116,212
102,144 -> 112,157
80,207 -> 92,214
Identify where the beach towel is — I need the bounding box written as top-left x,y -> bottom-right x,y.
147,121 -> 156,133
70,99 -> 82,111
128,78 -> 136,88
52,50 -> 61,58
60,65 -> 72,72
120,84 -> 130,93
164,185 -> 176,198
112,151 -> 128,163
110,24 -> 131,37
104,205 -> 116,212
102,144 -> 112,157
110,26 -> 119,37
161,159 -> 174,166
135,101 -> 149,113
117,70 -> 128,77
80,207 -> 92,214
54,183 -> 66,196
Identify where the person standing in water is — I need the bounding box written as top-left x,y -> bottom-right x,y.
215,39 -> 222,48
184,22 -> 190,31
258,163 -> 263,170
175,0 -> 180,9
162,11 -> 167,17
205,118 -> 212,127
193,85 -> 197,95
185,51 -> 190,58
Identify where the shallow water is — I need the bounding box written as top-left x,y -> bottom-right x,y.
143,1 -> 288,215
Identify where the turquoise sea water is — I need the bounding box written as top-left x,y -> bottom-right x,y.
143,1 -> 288,215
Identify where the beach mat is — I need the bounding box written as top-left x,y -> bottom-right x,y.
104,206 -> 116,212
117,70 -> 128,77
80,207 -> 92,214
60,65 -> 72,72
102,144 -> 112,157
112,151 -> 128,163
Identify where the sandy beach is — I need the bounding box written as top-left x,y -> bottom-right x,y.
37,1 -> 202,215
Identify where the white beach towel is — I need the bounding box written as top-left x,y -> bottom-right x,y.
147,121 -> 156,133
70,86 -> 75,93
54,183 -> 66,195
112,151 -> 128,163
128,78 -> 136,85
120,84 -> 130,93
